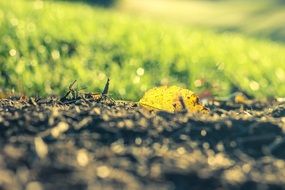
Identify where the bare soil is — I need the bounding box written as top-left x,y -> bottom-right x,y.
0,96 -> 285,190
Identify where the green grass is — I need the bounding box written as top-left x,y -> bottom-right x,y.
1,0 -> 285,100
121,0 -> 285,42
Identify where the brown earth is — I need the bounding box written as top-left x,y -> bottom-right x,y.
0,95 -> 285,190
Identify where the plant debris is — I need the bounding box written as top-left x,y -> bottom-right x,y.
0,94 -> 285,190
102,78 -> 110,96
139,86 -> 208,113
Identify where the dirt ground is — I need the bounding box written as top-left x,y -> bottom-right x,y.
0,95 -> 285,190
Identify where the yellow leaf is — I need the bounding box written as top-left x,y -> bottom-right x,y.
234,93 -> 251,104
139,86 -> 208,113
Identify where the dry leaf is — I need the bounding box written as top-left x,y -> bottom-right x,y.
234,93 -> 251,104
139,86 -> 208,113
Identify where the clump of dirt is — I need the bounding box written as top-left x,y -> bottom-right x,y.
0,95 -> 285,190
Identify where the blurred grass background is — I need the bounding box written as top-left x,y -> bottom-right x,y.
0,0 -> 285,100
122,0 -> 285,42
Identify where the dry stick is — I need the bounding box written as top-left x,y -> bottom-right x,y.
102,78 -> 110,95
60,80 -> 77,101
69,80 -> 77,90
178,96 -> 187,111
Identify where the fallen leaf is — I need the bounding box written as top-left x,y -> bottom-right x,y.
139,86 -> 208,113
234,93 -> 251,104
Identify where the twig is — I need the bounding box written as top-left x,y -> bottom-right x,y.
69,80 -> 77,90
60,80 -> 77,102
102,78 -> 110,95
178,96 -> 187,111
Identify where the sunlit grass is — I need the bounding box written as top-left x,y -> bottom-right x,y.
0,0 -> 285,100
121,0 -> 285,42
